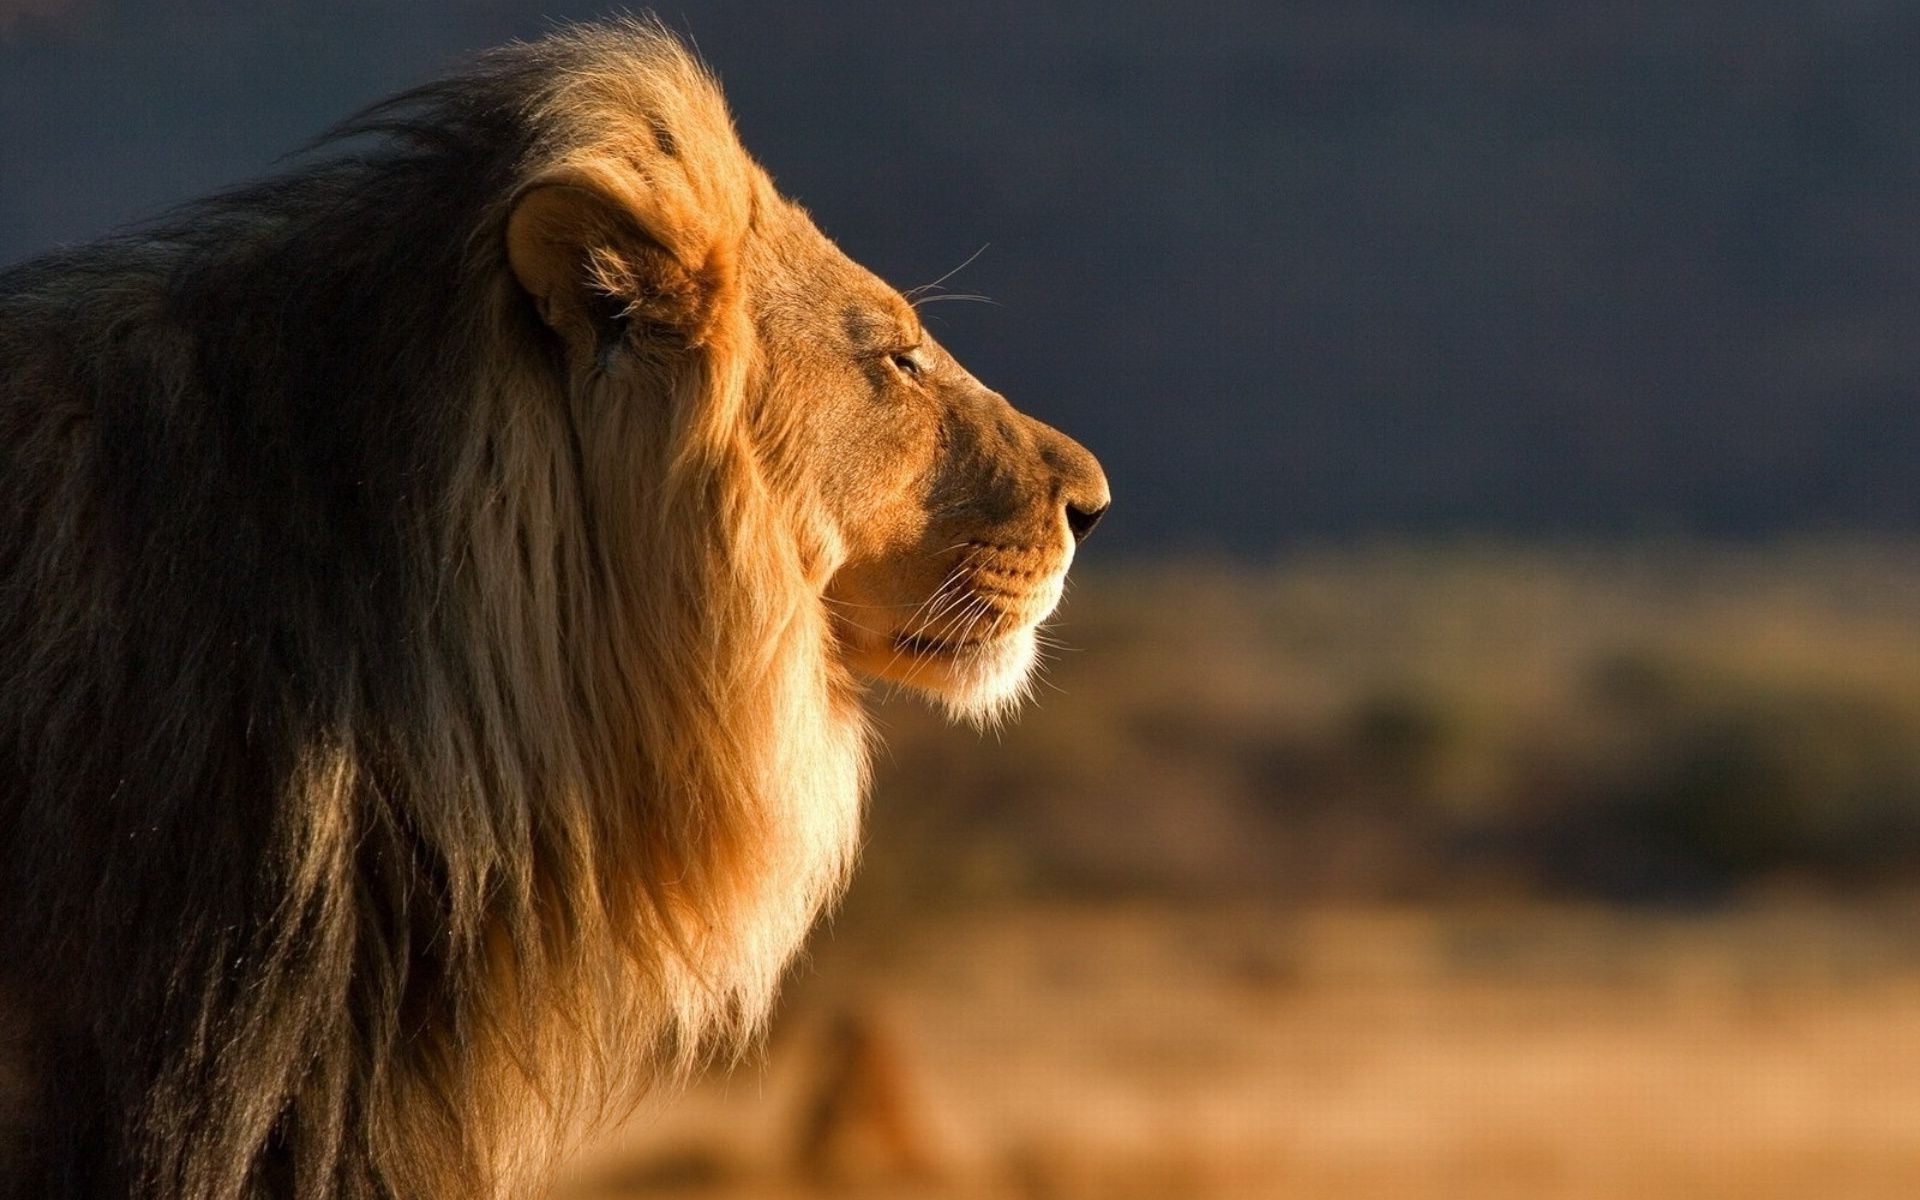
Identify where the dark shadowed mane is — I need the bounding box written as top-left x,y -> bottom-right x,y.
0,22 -> 862,1199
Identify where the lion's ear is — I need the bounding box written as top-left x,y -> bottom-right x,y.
506,166 -> 739,359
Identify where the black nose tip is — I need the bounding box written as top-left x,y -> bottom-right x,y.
1065,499 -> 1109,544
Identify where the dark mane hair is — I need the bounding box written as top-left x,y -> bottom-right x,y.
0,21 -> 863,1198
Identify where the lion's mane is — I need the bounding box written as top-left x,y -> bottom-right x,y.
0,23 -> 862,1199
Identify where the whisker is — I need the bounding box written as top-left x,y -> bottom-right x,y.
897,582 -> 980,658
821,596 -> 931,612
945,594 -> 996,649
874,565 -> 973,680
910,293 -> 999,308
904,243 -> 990,299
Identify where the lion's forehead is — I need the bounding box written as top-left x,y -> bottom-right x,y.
739,214 -> 904,328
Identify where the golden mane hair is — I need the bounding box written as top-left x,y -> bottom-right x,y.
0,22 -> 864,1198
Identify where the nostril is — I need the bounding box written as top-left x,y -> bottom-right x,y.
1065,499 -> 1109,544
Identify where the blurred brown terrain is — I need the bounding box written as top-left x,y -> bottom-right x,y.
561,544 -> 1920,1199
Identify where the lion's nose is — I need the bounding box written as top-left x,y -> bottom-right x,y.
1041,428 -> 1110,546
1066,496 -> 1109,543
1003,394 -> 1110,546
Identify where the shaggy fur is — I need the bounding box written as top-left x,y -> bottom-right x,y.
0,20 -> 1106,1200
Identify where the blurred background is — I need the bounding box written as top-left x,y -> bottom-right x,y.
8,3 -> 1920,1197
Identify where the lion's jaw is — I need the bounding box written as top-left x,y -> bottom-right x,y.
907,617 -> 1048,726
834,539 -> 1075,726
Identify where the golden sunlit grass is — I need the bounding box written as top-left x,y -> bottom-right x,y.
565,905 -> 1920,1200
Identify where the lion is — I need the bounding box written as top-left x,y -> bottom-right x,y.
0,20 -> 1107,1200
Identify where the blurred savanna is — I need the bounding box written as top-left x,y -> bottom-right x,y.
563,544 -> 1920,1199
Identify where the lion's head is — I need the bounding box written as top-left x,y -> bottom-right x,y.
0,19 -> 1105,1199
750,215 -> 1110,720
503,52 -> 1108,728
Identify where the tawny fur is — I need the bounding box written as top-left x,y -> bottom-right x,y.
0,19 -> 1106,1200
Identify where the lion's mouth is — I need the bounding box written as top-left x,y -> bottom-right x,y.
887,590 -> 1050,663
892,630 -> 1001,658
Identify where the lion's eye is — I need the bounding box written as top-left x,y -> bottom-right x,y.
889,349 -> 926,380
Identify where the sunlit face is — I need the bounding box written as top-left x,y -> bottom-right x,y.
743,199 -> 1109,721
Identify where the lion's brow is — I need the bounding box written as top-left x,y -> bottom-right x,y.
840,301 -> 920,350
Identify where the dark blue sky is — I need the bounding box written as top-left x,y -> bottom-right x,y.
5,2 -> 1918,554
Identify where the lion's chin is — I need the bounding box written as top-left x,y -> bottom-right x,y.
871,623 -> 1042,727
